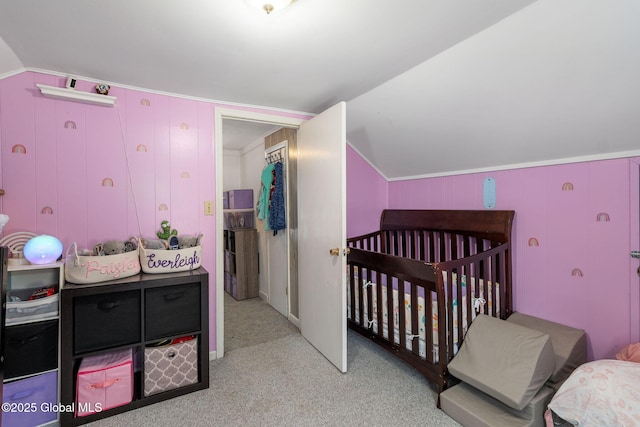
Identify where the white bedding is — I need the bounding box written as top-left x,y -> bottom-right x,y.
547,359 -> 640,427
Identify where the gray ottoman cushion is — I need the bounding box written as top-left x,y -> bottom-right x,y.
440,382 -> 555,427
447,314 -> 555,411
506,312 -> 587,384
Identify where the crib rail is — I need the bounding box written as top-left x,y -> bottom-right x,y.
347,247 -> 448,388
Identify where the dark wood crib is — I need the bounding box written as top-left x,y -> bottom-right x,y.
346,209 -> 515,394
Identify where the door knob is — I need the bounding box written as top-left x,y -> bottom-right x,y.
329,248 -> 351,256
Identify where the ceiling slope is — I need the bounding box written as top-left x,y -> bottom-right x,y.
0,0 -> 533,114
347,0 -> 640,179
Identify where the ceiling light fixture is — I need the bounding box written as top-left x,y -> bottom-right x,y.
246,0 -> 293,14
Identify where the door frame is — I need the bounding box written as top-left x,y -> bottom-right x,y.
214,107 -> 307,358
630,157 -> 640,342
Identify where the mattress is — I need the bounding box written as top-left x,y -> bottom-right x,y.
347,267 -> 498,361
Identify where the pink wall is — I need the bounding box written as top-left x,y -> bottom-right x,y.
346,145 -> 387,237
1,72 -> 215,256
346,147 -> 638,360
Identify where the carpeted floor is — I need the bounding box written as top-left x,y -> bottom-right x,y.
87,294 -> 461,427
224,293 -> 300,353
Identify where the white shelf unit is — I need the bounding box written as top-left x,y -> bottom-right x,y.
36,84 -> 116,107
2,262 -> 63,427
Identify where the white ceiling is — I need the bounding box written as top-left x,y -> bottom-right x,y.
0,0 -> 638,179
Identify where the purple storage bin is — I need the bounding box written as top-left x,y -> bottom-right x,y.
2,371 -> 58,426
223,191 -> 229,209
228,189 -> 254,209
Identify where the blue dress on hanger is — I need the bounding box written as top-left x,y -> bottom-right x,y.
269,162 -> 286,232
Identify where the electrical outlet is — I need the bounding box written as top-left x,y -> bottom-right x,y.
204,200 -> 214,216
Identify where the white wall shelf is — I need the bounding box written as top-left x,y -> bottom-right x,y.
36,84 -> 116,107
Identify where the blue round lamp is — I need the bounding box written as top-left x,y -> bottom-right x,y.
23,235 -> 63,265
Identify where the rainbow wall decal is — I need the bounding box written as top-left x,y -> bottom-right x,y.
158,204 -> 168,211
528,237 -> 540,247
64,120 -> 77,129
136,144 -> 147,152
596,212 -> 611,222
101,178 -> 114,187
571,268 -> 584,277
181,172 -> 191,179
140,98 -> 151,107
180,123 -> 189,131
41,206 -> 54,215
561,182 -> 574,191
11,144 -> 27,154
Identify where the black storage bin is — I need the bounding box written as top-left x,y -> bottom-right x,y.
145,283 -> 201,340
74,289 -> 141,354
4,320 -> 59,379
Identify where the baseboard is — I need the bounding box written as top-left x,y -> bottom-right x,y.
288,314 -> 300,329
209,350 -> 218,361
259,290 -> 269,301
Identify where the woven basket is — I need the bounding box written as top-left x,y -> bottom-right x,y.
139,235 -> 203,274
65,242 -> 140,284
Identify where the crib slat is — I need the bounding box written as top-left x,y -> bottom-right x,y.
359,267 -> 367,327
425,288 -> 434,363
483,256 -> 491,317
410,282 -> 419,355
376,273 -> 383,337
396,276 -> 404,350
386,275 -> 393,341
349,264 -> 357,322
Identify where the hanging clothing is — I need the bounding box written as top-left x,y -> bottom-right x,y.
257,163 -> 275,230
269,161 -> 286,232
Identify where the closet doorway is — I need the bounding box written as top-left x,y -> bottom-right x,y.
219,113 -> 302,357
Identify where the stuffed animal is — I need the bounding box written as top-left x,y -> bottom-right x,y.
177,235 -> 198,249
142,237 -> 167,250
95,83 -> 110,95
157,220 -> 177,240
93,242 -> 104,256
123,240 -> 137,253
103,240 -> 126,255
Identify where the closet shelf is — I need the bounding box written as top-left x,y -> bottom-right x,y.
36,84 -> 116,107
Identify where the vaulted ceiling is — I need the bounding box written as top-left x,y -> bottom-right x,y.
0,0 -> 638,179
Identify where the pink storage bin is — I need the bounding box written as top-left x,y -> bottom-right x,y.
76,348 -> 133,417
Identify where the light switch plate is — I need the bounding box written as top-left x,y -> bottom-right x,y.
204,200 -> 214,215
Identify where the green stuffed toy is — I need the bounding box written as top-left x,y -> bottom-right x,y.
157,220 -> 178,240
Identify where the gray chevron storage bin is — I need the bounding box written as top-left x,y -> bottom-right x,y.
144,337 -> 198,396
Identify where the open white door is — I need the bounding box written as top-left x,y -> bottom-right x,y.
298,102 -> 347,372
